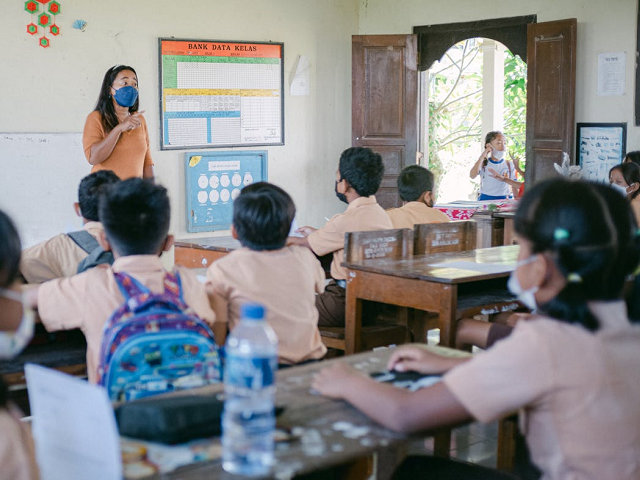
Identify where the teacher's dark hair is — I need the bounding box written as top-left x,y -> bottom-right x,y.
94,65 -> 139,133
514,178 -> 640,330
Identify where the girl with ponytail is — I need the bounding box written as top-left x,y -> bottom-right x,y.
312,178 -> 640,480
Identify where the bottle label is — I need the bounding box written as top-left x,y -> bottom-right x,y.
225,354 -> 277,389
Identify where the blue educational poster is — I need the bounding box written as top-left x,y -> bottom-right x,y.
185,151 -> 267,232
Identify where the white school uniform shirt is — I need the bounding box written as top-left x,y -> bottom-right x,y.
479,157 -> 514,197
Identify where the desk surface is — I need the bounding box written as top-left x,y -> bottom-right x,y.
492,211 -> 516,219
174,236 -> 241,252
124,345 -> 467,480
345,245 -> 519,284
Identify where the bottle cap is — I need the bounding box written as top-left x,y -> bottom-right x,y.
241,303 -> 265,321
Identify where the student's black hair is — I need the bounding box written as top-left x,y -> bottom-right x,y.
397,165 -> 435,202
0,210 -> 21,409
77,170 -> 120,222
624,150 -> 640,167
99,178 -> 170,256
609,162 -> 640,200
482,130 -> 503,168
233,182 -> 295,251
0,210 -> 21,289
94,65 -> 140,133
338,147 -> 385,197
514,178 -> 640,330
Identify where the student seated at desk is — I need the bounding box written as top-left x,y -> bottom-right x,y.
206,182 -> 326,366
288,147 -> 392,327
0,210 -> 38,480
25,179 -> 217,383
385,165 -> 449,229
20,170 -> 120,283
313,178 -> 640,480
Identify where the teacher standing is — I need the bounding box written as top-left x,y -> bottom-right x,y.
83,65 -> 154,179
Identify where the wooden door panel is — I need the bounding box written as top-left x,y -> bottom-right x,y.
525,19 -> 576,186
353,35 -> 418,208
364,48 -> 404,137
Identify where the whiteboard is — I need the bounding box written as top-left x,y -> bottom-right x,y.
0,133 -> 89,248
159,38 -> 284,150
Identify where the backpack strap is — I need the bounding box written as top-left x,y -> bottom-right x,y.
77,248 -> 114,274
163,271 -> 187,305
67,230 -> 100,254
113,272 -> 150,300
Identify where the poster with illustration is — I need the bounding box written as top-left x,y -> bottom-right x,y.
576,123 -> 626,183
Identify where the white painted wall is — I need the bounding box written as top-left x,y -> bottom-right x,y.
0,0 -> 357,248
358,0 -> 640,149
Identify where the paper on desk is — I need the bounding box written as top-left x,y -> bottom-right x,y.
25,364 -> 122,480
289,216 -> 304,237
290,55 -> 310,96
429,260 -> 513,274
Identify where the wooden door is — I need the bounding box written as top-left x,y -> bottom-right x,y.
352,35 -> 418,208
525,19 -> 577,186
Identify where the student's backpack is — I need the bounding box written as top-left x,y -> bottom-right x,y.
97,271 -> 222,402
67,230 -> 114,274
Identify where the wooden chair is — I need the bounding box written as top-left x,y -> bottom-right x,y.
413,220 -> 477,255
319,228 -> 413,353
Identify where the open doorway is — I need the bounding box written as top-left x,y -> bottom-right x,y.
424,38 -> 527,202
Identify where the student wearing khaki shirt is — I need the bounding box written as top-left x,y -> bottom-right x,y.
207,183 -> 327,365
312,179 -> 640,480
0,210 -> 39,480
25,179 -> 217,383
20,170 -> 119,283
385,165 -> 449,229
289,147 -> 392,327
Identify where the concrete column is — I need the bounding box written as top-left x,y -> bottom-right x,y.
480,39 -> 505,139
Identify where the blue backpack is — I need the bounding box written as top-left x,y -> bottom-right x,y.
97,271 -> 221,402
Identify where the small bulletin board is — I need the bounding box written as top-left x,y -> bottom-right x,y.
185,151 -> 268,232
576,122 -> 626,183
159,38 -> 284,150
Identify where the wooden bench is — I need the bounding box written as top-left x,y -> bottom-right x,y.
319,228 -> 413,352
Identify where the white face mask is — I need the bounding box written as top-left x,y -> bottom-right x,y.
507,255 -> 539,312
491,148 -> 506,161
0,288 -> 35,360
610,183 -> 629,197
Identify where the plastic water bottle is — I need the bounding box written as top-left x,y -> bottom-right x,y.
222,303 -> 278,475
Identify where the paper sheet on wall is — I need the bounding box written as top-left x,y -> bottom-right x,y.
290,55 -> 310,96
597,52 -> 626,96
25,364 -> 122,480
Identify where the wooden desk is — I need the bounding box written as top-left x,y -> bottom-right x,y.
493,212 -> 516,245
344,245 -> 520,353
471,211 -> 504,248
122,346 -> 468,480
174,236 -> 241,268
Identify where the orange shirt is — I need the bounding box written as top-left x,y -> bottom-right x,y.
385,201 -> 450,229
82,111 -> 153,179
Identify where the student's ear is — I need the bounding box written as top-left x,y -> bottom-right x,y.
161,235 -> 175,253
96,230 -> 112,252
629,182 -> 640,194
230,225 -> 239,240
73,202 -> 82,218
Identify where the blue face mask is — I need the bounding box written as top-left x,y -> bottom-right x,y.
113,85 -> 138,108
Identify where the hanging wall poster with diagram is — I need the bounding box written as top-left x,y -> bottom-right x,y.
159,38 -> 284,150
576,123 -> 626,183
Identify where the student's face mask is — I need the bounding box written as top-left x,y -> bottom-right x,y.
610,183 -> 630,197
491,148 -> 506,161
0,288 -> 35,360
507,255 -> 539,312
335,179 -> 348,204
113,85 -> 139,108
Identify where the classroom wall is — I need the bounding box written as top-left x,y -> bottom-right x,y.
0,0 -> 358,247
357,0 -> 640,150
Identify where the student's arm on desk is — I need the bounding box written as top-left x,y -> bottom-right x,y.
312,346 -> 472,434
22,285 -> 40,311
286,226 -> 317,249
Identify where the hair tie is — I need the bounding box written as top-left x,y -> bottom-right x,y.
567,272 -> 583,284
554,228 -> 570,242
635,228 -> 640,238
